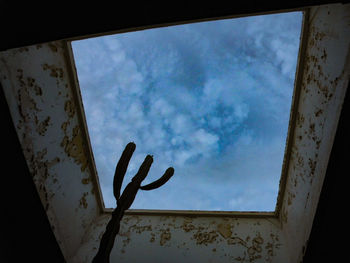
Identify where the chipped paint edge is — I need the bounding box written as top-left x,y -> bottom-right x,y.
275,8 -> 310,217
63,42 -> 106,213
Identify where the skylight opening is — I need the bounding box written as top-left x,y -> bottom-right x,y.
71,11 -> 303,212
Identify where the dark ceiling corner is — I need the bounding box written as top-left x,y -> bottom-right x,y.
303,81 -> 349,262
0,1 -> 346,51
0,84 -> 66,262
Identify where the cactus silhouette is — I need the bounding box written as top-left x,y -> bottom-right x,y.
92,142 -> 174,263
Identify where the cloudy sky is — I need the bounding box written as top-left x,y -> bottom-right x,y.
72,11 -> 302,211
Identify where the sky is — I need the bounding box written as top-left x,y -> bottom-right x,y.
72,11 -> 302,211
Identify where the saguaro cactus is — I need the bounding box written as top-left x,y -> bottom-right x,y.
92,142 -> 174,263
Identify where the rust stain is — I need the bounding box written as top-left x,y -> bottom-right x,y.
217,223 -> 232,239
17,84 -> 39,117
131,225 -> 152,234
227,236 -> 247,246
314,109 -> 323,117
182,222 -> 195,232
321,49 -> 327,61
23,145 -> 61,213
61,121 -> 69,133
309,123 -> 315,135
31,148 -> 60,180
318,84 -> 331,100
26,77 -> 43,96
265,233 -> 281,262
64,100 -> 75,118
79,192 -> 89,209
314,31 -> 326,41
193,231 -> 218,245
150,233 -> 155,243
316,139 -> 321,150
60,125 -> 88,171
308,158 -> 316,177
281,206 -> 288,224
48,43 -> 59,53
297,154 -> 304,168
304,193 -> 310,209
296,112 -> 305,128
42,63 -> 64,79
227,233 -> 273,263
247,248 -> 261,260
160,229 -> 171,246
35,116 -> 51,136
81,178 -> 90,185
287,191 -> 296,206
14,69 -> 59,152
294,177 -> 298,187
48,157 -> 60,169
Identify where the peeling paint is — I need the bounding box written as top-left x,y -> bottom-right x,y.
217,223 -> 232,239
35,116 -> 51,135
48,42 -> 59,53
61,121 -> 69,133
64,100 -> 75,118
17,82 -> 40,116
81,178 -> 91,185
1,41 -> 102,260
42,63 -> 64,80
160,229 -> 171,246
60,125 -> 88,171
193,231 -> 218,245
181,218 -> 196,232
226,232 -> 276,262
79,192 -> 89,209
280,5 -> 350,263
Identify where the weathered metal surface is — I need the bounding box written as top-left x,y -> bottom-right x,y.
279,4 -> 350,263
73,214 -> 284,263
0,42 -> 100,259
0,3 -> 349,263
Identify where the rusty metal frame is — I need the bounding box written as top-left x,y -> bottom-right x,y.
64,44 -> 106,213
64,7 -> 308,219
275,9 -> 310,218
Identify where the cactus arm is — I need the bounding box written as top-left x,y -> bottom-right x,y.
113,142 -> 136,201
140,167 -> 174,191
131,155 -> 153,184
93,143 -> 174,263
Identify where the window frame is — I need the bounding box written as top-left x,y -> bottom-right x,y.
66,8 -> 308,218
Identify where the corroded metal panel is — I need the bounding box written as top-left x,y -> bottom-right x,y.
279,4 -> 350,263
73,214 -> 285,263
0,41 -> 290,263
0,42 -> 100,259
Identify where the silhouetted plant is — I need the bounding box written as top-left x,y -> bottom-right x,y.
92,142 -> 174,263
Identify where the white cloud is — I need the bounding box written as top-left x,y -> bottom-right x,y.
190,129 -> 219,152
152,98 -> 175,117
174,150 -> 193,167
170,114 -> 194,135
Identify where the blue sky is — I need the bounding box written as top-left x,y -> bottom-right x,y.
72,11 -> 302,211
